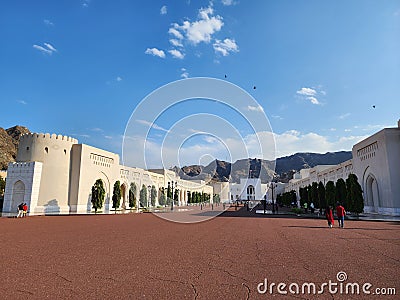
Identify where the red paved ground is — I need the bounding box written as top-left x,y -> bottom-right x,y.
1,208 -> 399,299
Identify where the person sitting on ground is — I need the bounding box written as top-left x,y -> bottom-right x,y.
22,203 -> 28,217
17,203 -> 24,218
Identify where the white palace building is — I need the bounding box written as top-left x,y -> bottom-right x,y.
2,121 -> 399,216
285,121 -> 400,216
2,133 -> 213,216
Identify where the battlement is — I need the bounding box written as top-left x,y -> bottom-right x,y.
7,161 -> 42,170
20,133 -> 78,144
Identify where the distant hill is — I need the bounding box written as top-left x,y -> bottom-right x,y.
0,126 -> 30,170
176,151 -> 352,183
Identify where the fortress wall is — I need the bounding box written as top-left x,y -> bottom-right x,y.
16,133 -> 78,213
72,144 -> 120,213
2,162 -> 42,216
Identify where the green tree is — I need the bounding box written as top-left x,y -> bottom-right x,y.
311,182 -> 319,208
0,175 -> 5,199
299,187 -> 308,207
187,191 -> 192,204
129,182 -> 137,209
151,185 -> 157,206
139,185 -> 147,207
159,187 -> 166,206
167,185 -> 172,205
174,188 -> 179,204
276,193 -> 282,206
325,181 -> 336,208
335,178 -> 347,208
307,185 -> 312,205
291,190 -> 297,206
346,174 -> 364,215
318,181 -> 326,210
91,179 -> 105,213
112,181 -> 121,211
213,194 -> 220,204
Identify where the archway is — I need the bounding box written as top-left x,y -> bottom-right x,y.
366,175 -> 379,212
247,185 -> 255,201
12,180 -> 25,213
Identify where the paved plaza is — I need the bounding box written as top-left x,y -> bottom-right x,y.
1,207 -> 399,299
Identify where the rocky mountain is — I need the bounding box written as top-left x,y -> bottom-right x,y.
0,126 -> 30,170
176,151 -> 352,183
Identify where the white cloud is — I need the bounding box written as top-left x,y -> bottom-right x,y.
17,100 -> 27,105
246,105 -> 264,112
116,76 -> 122,81
170,6 -> 224,45
296,87 -> 325,105
222,0 -> 236,5
82,0 -> 90,7
308,96 -> 320,105
145,47 -> 166,58
169,49 -> 185,59
296,87 -> 317,96
169,28 -> 184,40
90,128 -> 103,132
339,113 -> 351,119
213,38 -> 239,56
271,115 -> 283,120
136,119 -> 169,132
33,43 -> 57,55
180,68 -> 189,78
160,5 -> 167,15
169,39 -> 183,47
43,19 -> 54,26
44,42 -> 57,52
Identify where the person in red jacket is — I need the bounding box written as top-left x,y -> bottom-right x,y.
325,206 -> 334,228
336,203 -> 346,228
22,203 -> 28,217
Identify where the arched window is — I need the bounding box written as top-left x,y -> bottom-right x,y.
247,185 -> 255,201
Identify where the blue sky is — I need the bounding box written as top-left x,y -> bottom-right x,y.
1,0 -> 399,167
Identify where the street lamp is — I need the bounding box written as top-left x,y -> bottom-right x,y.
147,185 -> 151,209
270,182 -> 276,214
168,181 -> 177,211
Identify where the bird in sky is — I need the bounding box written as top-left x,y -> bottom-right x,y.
253,86 -> 256,90
372,105 -> 376,108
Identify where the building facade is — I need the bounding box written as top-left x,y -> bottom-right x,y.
2,133 -> 213,216
285,122 -> 400,216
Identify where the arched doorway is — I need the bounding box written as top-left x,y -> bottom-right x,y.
247,185 -> 255,201
12,180 -> 25,212
366,175 -> 379,212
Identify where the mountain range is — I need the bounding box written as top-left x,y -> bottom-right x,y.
0,125 -> 352,182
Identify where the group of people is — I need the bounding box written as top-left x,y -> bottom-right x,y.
17,203 -> 28,218
325,203 -> 346,228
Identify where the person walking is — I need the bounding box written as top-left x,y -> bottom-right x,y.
325,206 -> 334,228
17,203 -> 24,218
336,203 -> 346,228
304,202 -> 308,214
